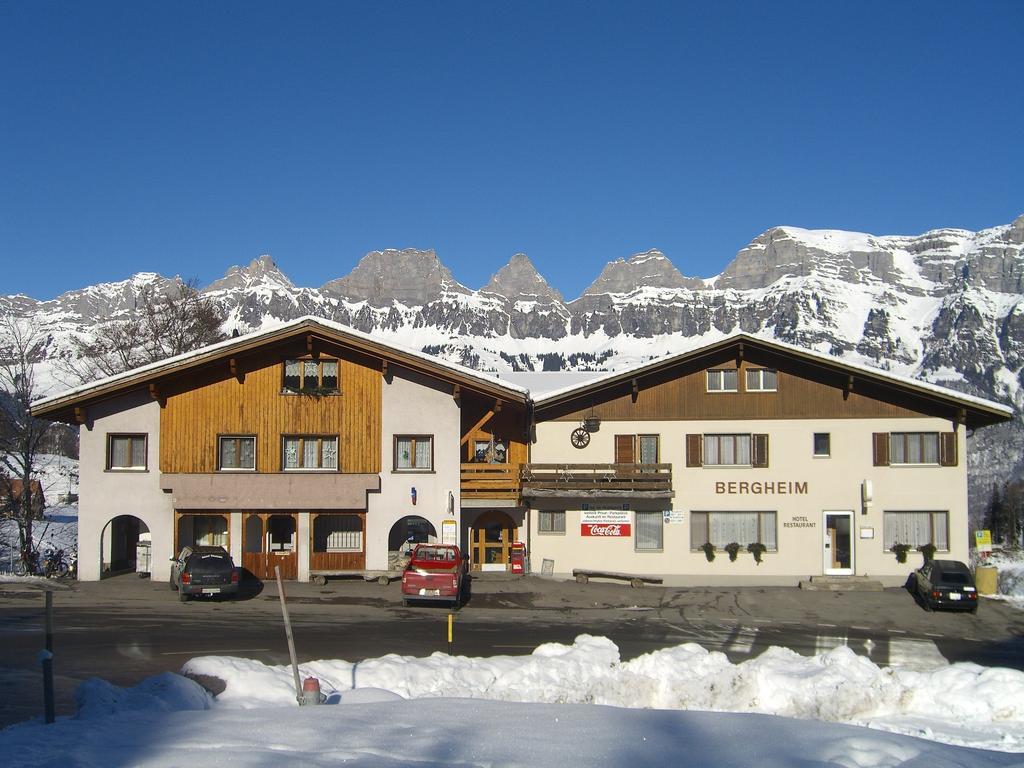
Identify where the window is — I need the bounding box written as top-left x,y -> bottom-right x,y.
106,434 -> 147,470
687,433 -> 769,467
395,435 -> 433,471
538,511 -> 566,534
690,511 -> 778,551
883,511 -> 949,551
614,434 -> 660,464
283,358 -> 340,393
813,433 -> 831,457
745,368 -> 778,392
890,432 -> 939,465
283,436 -> 338,470
314,514 -> 363,552
219,436 -> 256,470
706,369 -> 738,392
635,511 -> 663,551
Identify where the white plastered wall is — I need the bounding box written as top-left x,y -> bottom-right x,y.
77,390 -> 174,581
365,368 -> 461,570
529,417 -> 968,586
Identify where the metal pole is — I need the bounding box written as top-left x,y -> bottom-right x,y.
42,590 -> 54,724
447,612 -> 453,656
275,565 -> 302,703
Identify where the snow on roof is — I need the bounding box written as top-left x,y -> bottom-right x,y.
33,315 -> 529,410
534,331 -> 1014,416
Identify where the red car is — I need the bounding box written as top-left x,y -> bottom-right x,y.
401,544 -> 466,607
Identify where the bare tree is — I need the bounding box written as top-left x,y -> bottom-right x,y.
0,316 -> 55,570
60,278 -> 227,383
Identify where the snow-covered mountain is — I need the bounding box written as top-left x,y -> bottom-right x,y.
5,214 -> 1024,518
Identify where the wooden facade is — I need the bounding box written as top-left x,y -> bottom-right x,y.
160,341 -> 382,474
459,389 -> 529,499
541,352 -> 951,423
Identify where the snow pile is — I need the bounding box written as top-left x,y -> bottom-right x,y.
75,672 -> 211,720
987,551 -> 1024,601
181,636 -> 1024,751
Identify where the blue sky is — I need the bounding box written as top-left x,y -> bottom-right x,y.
2,1 -> 1022,301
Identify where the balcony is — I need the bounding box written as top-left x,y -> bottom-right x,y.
460,463 -> 521,501
520,463 -> 673,499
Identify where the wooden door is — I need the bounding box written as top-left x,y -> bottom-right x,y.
471,511 -> 517,571
242,513 -> 299,580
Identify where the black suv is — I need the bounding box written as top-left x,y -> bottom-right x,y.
170,545 -> 239,602
913,559 -> 978,613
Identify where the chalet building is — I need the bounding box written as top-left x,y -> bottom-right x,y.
32,318 -> 530,582
522,335 -> 1012,585
32,320 -> 1012,587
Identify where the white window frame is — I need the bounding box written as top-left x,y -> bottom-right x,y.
106,433 -> 148,471
218,435 -> 256,471
706,369 -> 738,393
889,432 -> 940,466
538,511 -> 566,534
745,368 -> 778,392
634,510 -> 664,552
813,432 -> 831,458
690,511 -> 778,552
394,435 -> 434,472
883,510 -> 949,551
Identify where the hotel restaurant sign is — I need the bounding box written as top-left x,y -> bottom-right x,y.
581,510 -> 631,537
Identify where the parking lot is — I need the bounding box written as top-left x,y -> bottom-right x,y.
2,573 -> 1023,728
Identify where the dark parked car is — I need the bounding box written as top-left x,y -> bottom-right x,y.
912,559 -> 978,613
170,545 -> 239,602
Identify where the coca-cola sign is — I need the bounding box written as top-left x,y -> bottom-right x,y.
580,510 -> 631,537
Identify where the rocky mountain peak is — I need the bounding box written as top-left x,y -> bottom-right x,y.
580,249 -> 701,296
1009,213 -> 1024,245
482,253 -> 565,304
320,248 -> 469,307
206,255 -> 294,293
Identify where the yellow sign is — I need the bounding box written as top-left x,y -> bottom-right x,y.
975,530 -> 992,553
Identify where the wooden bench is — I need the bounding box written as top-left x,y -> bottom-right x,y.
572,569 -> 663,588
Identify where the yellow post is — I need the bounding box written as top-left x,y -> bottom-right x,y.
447,613 -> 453,655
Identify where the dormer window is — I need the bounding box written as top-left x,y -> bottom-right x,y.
283,358 -> 339,394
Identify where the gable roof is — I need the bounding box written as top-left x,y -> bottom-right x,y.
533,333 -> 1013,428
32,316 -> 529,421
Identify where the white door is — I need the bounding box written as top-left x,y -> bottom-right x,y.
823,511 -> 854,575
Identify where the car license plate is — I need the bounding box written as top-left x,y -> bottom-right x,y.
202,588 -> 220,595
949,593 -> 961,601
419,588 -> 440,597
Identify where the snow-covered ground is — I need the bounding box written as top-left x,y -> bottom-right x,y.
979,550 -> 1024,607
1,636 -> 1023,766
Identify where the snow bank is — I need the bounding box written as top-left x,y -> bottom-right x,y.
182,636 -> 1024,751
75,672 -> 211,720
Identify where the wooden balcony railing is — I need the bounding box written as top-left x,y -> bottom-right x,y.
460,463 -> 521,500
520,463 -> 673,498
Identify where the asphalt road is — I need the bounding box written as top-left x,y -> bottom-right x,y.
2,573 -> 1023,729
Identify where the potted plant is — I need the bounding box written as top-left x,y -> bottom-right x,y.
725,542 -> 741,562
701,542 -> 716,562
891,543 -> 911,563
919,542 -> 937,563
747,542 -> 767,564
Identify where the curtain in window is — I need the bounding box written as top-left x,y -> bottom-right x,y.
322,438 -> 338,469
321,360 -> 338,390
284,438 -> 299,469
415,438 -> 432,469
690,512 -> 708,549
639,436 -> 659,464
922,434 -> 939,464
396,437 -> 413,469
130,437 -> 145,467
884,511 -> 931,549
111,437 -> 129,467
284,360 -> 300,389
933,512 -> 948,550
220,438 -> 237,469
635,511 -> 663,550
194,515 -> 228,547
303,360 -> 319,389
317,514 -> 362,552
240,438 -> 254,469
303,438 -> 318,468
760,512 -> 777,550
709,512 -> 759,547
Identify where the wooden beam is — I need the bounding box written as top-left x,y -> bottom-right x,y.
74,407 -> 86,425
460,410 -> 495,446
843,374 -> 854,401
494,398 -> 502,413
149,383 -> 166,408
453,384 -> 461,404
381,360 -> 389,381
306,334 -> 318,359
631,378 -> 639,403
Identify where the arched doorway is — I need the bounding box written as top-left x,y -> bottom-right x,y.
243,513 -> 298,580
388,516 -> 437,569
470,510 -> 517,571
100,515 -> 150,577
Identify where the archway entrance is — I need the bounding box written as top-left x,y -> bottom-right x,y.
243,513 -> 298,580
470,510 -> 517,571
100,515 -> 150,577
388,516 -> 437,570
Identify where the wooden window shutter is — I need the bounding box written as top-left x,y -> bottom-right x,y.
686,434 -> 703,467
752,434 -> 769,468
940,432 -> 958,466
615,434 -> 636,464
873,433 -> 890,466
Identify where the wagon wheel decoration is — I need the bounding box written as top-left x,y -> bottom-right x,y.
570,427 -> 591,449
